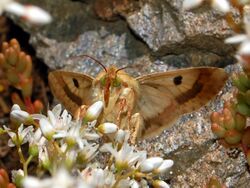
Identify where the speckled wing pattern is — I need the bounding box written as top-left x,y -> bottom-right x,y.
136,67 -> 228,139
48,71 -> 94,114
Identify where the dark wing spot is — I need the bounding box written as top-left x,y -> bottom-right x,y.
173,75 -> 182,85
73,78 -> 79,88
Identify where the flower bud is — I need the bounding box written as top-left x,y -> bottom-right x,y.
153,159 -> 174,174
152,180 -> 170,188
182,0 -> 203,10
140,157 -> 163,173
236,102 -> 250,116
97,122 -> 118,134
235,113 -> 246,131
7,68 -> 19,85
223,113 -> 235,130
211,0 -> 230,13
21,78 -> 33,98
6,47 -> 18,66
238,73 -> 250,88
5,2 -> 52,25
10,109 -> 31,124
224,130 -> 242,145
232,74 -> 248,92
29,144 -> 39,157
22,56 -> 32,78
83,101 -> 104,123
211,123 -> 226,138
33,100 -> 44,113
210,112 -> 221,124
11,104 -> 21,111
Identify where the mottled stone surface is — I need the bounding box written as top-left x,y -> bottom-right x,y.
11,0 -> 250,187
126,0 -> 234,54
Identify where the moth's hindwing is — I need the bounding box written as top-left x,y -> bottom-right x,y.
136,67 -> 228,139
48,71 -> 94,114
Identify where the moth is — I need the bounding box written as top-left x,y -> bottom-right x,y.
48,56 -> 228,140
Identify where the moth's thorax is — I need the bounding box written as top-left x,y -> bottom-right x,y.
92,66 -> 140,117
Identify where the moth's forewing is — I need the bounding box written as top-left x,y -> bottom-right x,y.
136,67 -> 228,139
48,71 -> 94,114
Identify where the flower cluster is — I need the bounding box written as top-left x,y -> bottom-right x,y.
1,101 -> 174,188
0,39 -> 44,114
210,100 -> 246,145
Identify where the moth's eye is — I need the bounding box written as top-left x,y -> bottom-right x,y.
112,77 -> 121,87
100,75 -> 106,86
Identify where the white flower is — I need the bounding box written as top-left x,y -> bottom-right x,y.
39,104 -> 72,140
53,121 -> 81,146
4,1 -> 52,24
65,150 -> 77,168
84,101 -> 104,122
81,168 -> 115,188
77,141 -> 99,163
100,142 -> 146,171
4,124 -> 34,147
139,157 -> 163,173
183,0 -> 230,13
39,118 -> 55,140
97,122 -> 118,134
23,168 -> 89,188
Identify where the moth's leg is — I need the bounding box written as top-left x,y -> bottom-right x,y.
116,88 -> 135,128
74,105 -> 88,121
129,113 -> 144,144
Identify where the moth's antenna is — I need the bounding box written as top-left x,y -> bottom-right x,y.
73,54 -> 107,72
116,66 -> 130,73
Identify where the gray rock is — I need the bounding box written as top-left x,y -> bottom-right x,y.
126,0 -> 234,55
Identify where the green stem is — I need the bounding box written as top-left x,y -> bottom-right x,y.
23,155 -> 33,175
16,144 -> 27,175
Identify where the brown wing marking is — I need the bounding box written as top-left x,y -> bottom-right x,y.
136,67 -> 228,139
48,71 -> 94,114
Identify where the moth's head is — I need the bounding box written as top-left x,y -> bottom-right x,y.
97,66 -> 126,107
98,66 -> 122,88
